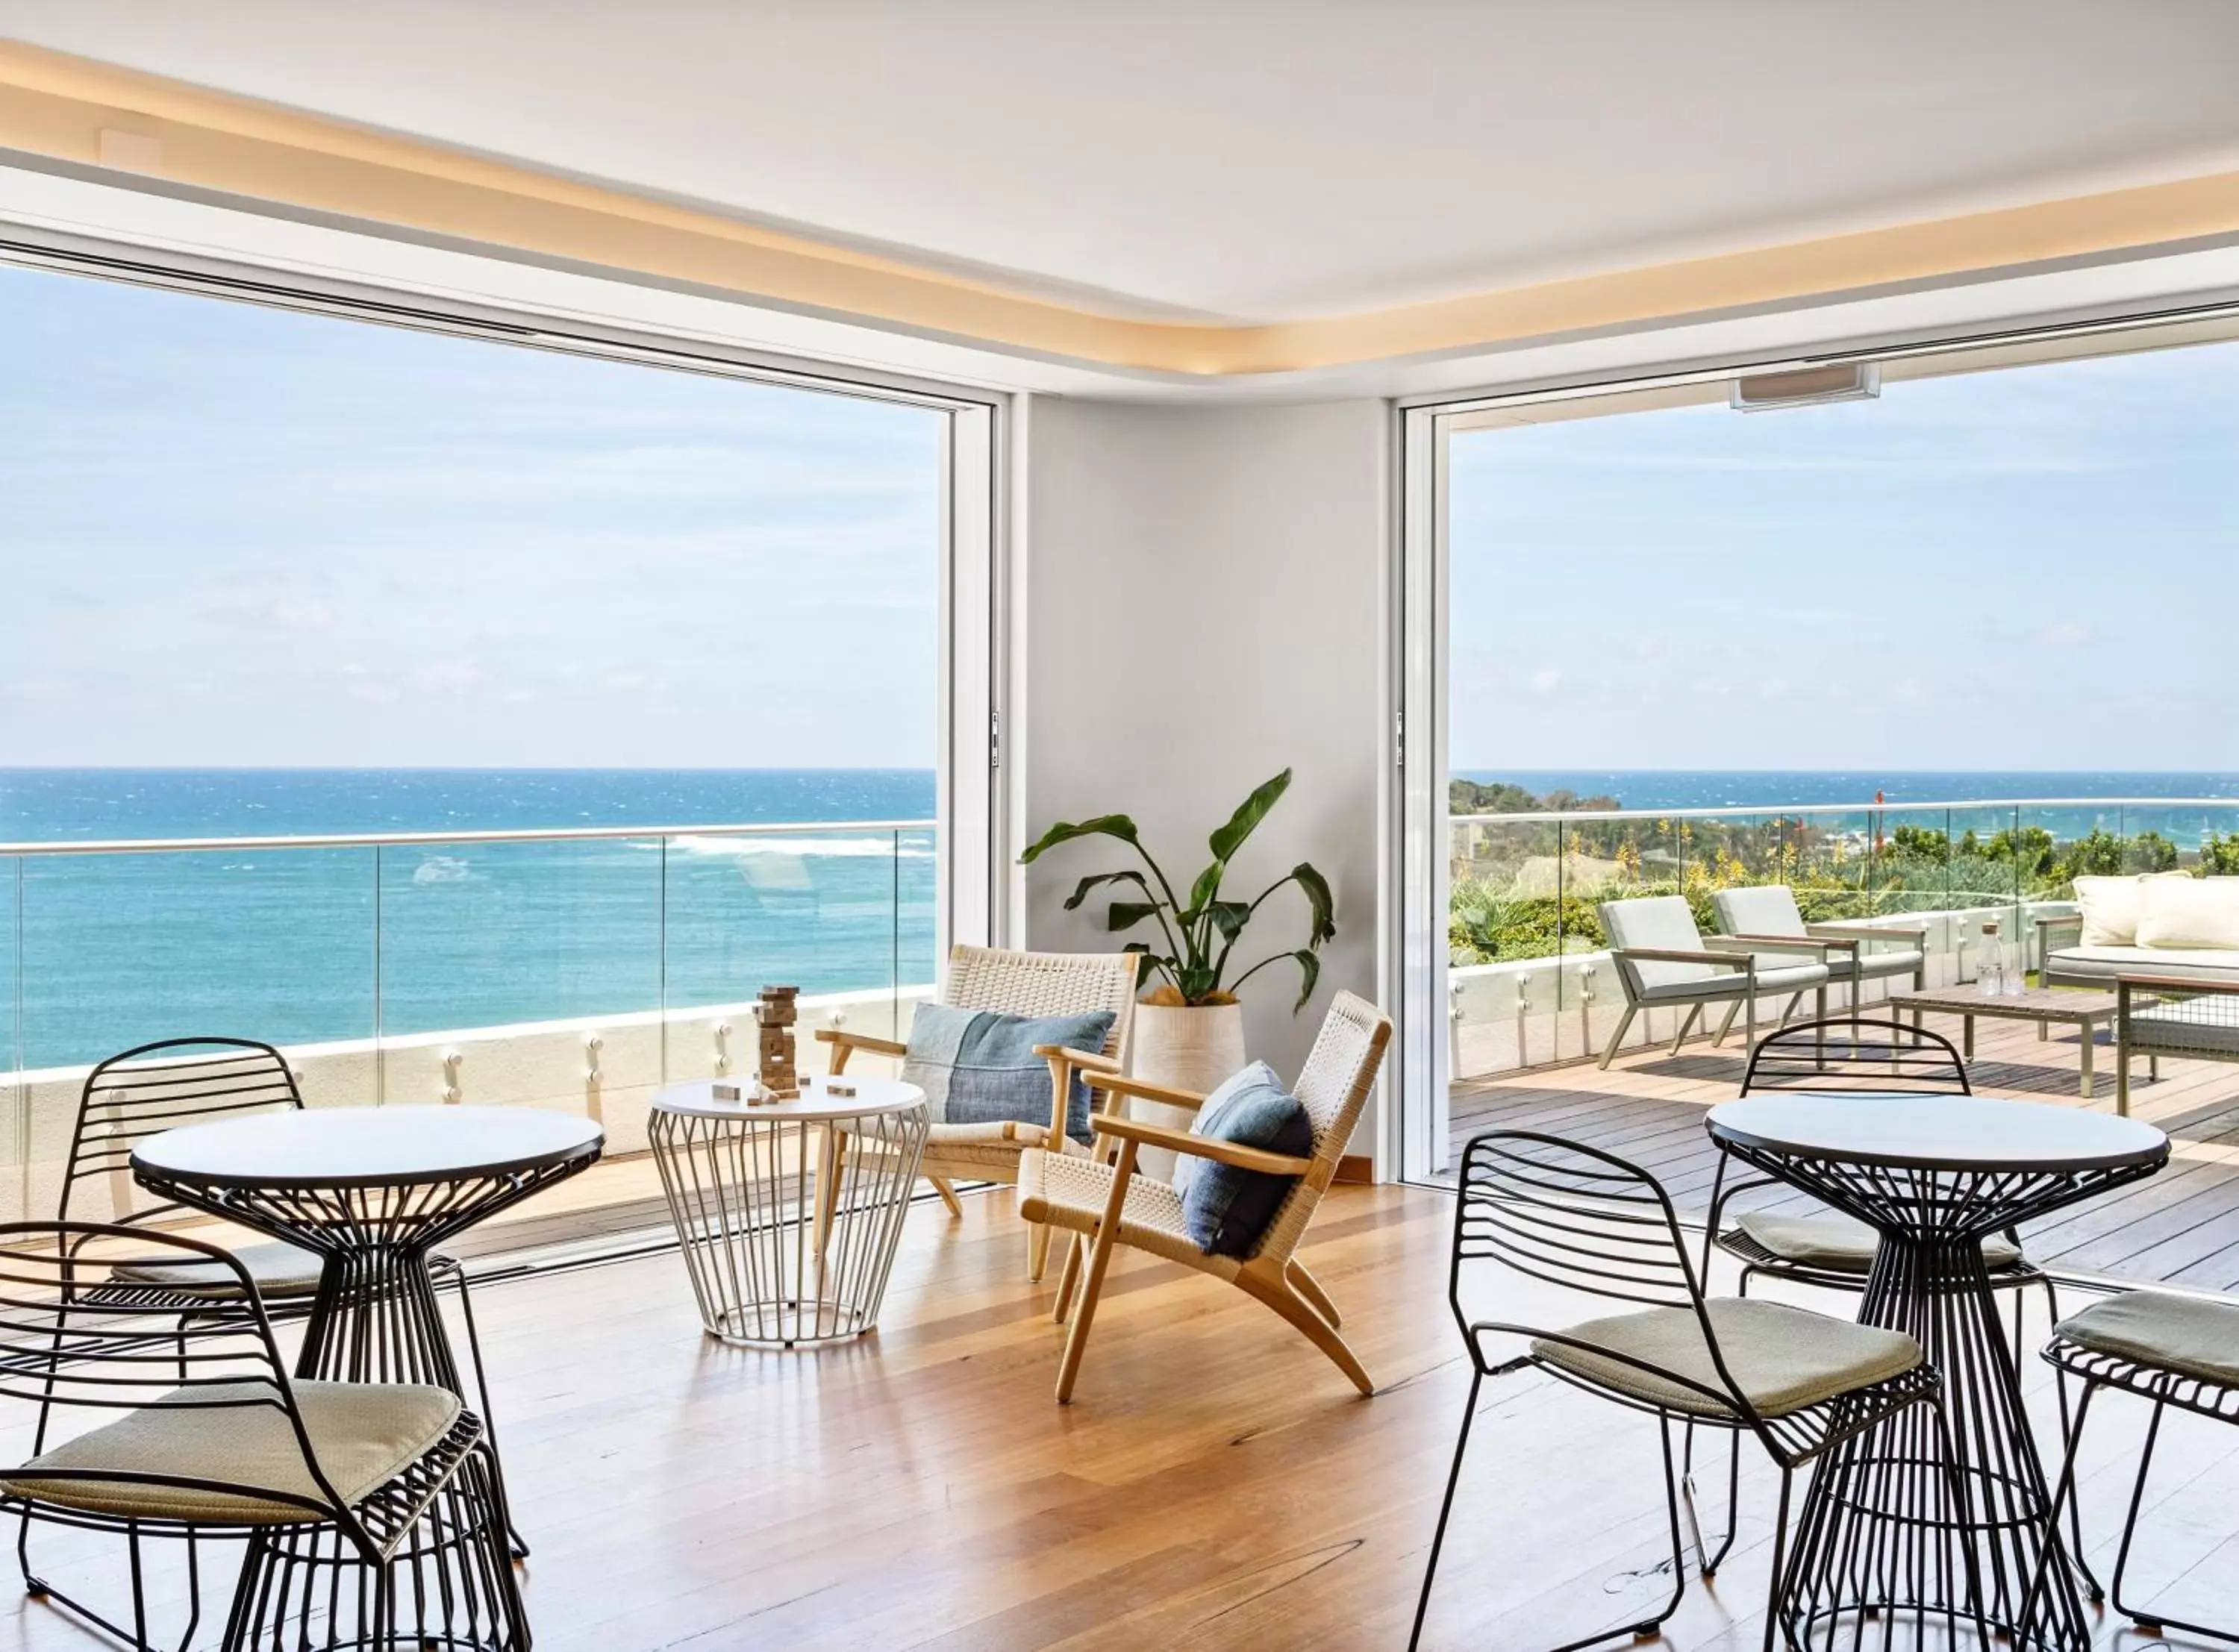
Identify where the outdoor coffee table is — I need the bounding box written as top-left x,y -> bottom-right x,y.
1707,1092 -> 2167,1651
1889,984 -> 2122,1098
650,1074 -> 928,1348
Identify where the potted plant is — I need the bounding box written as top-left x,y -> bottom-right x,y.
1021,769 -> 1335,1097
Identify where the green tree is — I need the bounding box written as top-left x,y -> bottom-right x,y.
2202,833 -> 2239,876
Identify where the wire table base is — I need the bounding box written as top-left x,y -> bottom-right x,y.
1708,1095 -> 2167,1652
651,1079 -> 929,1350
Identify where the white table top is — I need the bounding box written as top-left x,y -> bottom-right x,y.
1707,1092 -> 2168,1174
652,1074 -> 926,1123
133,1104 -> 605,1189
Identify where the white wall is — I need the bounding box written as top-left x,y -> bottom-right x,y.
1017,397 -> 1389,1139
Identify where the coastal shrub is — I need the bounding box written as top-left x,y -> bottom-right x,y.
2204,833 -> 2239,877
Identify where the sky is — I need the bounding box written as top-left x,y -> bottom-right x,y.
0,264 -> 942,768
1449,337 -> 2239,772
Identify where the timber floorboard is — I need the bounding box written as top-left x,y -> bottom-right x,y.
4,1183 -> 2238,1649
1451,1013 -> 2239,1290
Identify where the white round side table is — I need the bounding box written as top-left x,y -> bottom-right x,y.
649,1074 -> 928,1348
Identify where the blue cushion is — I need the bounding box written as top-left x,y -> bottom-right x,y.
1175,1062 -> 1314,1259
901,1004 -> 1117,1143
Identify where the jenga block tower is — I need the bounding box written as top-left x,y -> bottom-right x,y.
755,985 -> 802,1098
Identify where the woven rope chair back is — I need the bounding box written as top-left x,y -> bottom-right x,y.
61,1039 -> 304,1226
0,1221 -> 349,1523
1455,1131 -> 1702,1312
1741,1018 -> 1970,1096
1252,992 -> 1392,1265
942,945 -> 1138,1060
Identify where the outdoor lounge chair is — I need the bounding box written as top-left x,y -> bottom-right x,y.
1595,895 -> 1829,1069
1708,885 -> 1926,1015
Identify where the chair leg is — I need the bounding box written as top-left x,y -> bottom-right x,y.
928,1175 -> 965,1219
1760,1465 -> 1796,1652
1237,1269 -> 1374,1395
445,1263 -> 527,1560
1287,1259 -> 1342,1328
2104,1398 -> 2220,1636
1408,1367 -> 1483,1652
813,1127 -> 846,1259
1597,1005 -> 1637,1069
1670,1004 -> 1703,1055
1054,1224 -> 1121,1404
1711,1000 -> 1741,1048
1052,1233 -> 1083,1324
1633,1417 -> 1691,1639
1026,1217 -> 1053,1282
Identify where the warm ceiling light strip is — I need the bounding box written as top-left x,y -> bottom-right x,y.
5,38 -> 2239,377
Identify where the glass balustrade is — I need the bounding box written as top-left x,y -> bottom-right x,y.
0,822 -> 937,1230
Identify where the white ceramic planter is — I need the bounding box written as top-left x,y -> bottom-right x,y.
1127,1001 -> 1248,1181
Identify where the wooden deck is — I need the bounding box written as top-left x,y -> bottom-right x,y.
1450,1010 -> 2239,1291
7,1182 -> 2238,1651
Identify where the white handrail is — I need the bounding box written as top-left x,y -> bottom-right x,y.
1451,796 -> 2239,826
0,818 -> 938,857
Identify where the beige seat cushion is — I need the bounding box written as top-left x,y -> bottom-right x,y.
1736,1211 -> 2023,1271
1531,1297 -> 1922,1418
3,1380 -> 461,1525
110,1239 -> 326,1301
2047,945 -> 2239,985
2058,1291 -> 2239,1389
1014,1148 -> 1237,1277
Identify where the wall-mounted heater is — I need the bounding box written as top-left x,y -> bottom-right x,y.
1729,361 -> 1881,411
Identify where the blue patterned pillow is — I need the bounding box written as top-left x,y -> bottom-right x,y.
1175,1061 -> 1314,1258
902,1004 -> 1117,1143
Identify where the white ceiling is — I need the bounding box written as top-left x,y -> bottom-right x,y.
6,0 -> 2239,325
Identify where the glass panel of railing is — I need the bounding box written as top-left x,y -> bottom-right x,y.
16,845 -> 378,1221
2200,801 -> 2239,876
374,838 -> 663,1144
2120,801 -> 2197,875
1448,815 -> 1565,971
660,826 -> 925,1089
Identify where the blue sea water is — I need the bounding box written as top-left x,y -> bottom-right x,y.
1,769 -> 937,1071
1462,770 -> 2239,813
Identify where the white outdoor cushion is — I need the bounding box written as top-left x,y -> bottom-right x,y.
1530,1297 -> 1922,1418
1,1380 -> 460,1525
1712,886 -> 1805,937
2048,945 -> 2239,985
2074,872 -> 2191,948
1735,1210 -> 2023,1271
2136,877 -> 2239,952
2058,1291 -> 2239,1389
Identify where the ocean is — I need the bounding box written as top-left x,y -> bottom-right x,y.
1462,770 -> 2239,813
1,769 -> 937,1071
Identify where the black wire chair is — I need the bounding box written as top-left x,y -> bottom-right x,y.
23,1038 -> 517,1645
1409,1130 -> 1976,1652
2030,1291 -> 2239,1643
0,1223 -> 525,1652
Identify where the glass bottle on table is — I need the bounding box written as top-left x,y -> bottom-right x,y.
1978,919 -> 2004,997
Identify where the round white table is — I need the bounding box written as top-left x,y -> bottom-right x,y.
649,1075 -> 928,1348
1706,1093 -> 2168,1652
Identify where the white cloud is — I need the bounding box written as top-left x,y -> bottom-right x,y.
2041,622 -> 2090,648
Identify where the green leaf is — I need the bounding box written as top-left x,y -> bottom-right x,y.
1064,870 -> 1149,912
1206,900 -> 1252,942
1020,813 -> 1140,865
1175,966 -> 1222,1003
1207,770 -> 1292,865
1186,862 -> 1223,918
1289,862 -> 1337,946
1121,941 -> 1170,989
1287,948 -> 1320,1011
1107,899 -> 1161,933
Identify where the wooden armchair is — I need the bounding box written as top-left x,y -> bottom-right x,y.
1017,990 -> 1392,1404
817,943 -> 1139,1279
